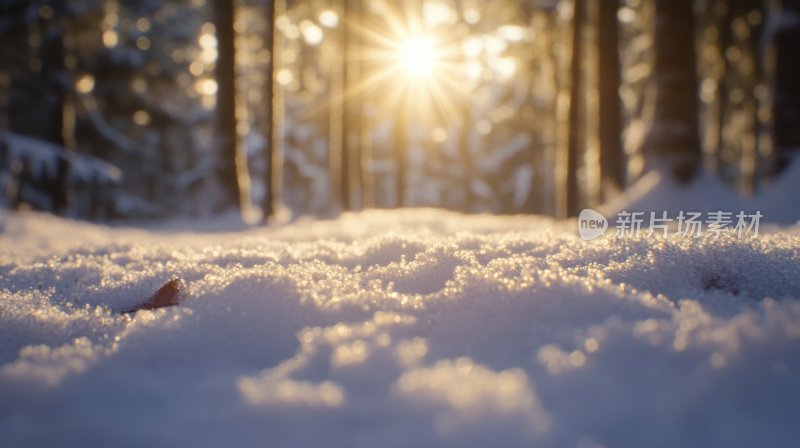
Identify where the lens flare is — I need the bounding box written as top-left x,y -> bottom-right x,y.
398,36 -> 438,78
311,1 -> 475,126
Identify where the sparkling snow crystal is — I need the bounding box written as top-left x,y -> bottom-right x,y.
1,209 -> 799,447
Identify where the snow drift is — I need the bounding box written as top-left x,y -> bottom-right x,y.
1,208 -> 799,447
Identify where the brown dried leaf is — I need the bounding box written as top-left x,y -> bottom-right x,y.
121,278 -> 184,314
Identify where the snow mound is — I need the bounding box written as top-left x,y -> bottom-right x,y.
1,208 -> 800,447
601,167 -> 800,226
753,157 -> 800,225
600,170 -> 745,217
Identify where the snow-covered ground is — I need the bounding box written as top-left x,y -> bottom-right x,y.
2,208 -> 800,447
600,167 -> 800,225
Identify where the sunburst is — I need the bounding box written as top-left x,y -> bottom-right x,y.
398,35 -> 438,77
342,1 -> 472,126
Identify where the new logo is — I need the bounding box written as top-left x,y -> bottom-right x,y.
578,208 -> 608,240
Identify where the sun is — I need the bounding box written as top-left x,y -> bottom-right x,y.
339,4 -> 474,124
397,35 -> 439,78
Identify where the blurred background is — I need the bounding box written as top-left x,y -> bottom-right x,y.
0,0 -> 796,222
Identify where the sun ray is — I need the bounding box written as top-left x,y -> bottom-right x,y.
336,0 -> 475,127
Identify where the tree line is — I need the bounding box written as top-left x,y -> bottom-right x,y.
0,0 -> 797,221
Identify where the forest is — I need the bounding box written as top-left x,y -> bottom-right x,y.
4,2 -> 800,445
0,0 -> 797,221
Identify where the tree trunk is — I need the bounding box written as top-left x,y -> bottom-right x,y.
41,13 -> 71,214
341,0 -> 364,211
214,0 -> 246,212
262,0 -> 277,221
459,102 -> 475,211
714,1 -> 733,176
340,19 -> 351,212
644,0 -> 702,184
356,0 -> 374,209
395,106 -> 407,208
328,0 -> 345,213
771,0 -> 800,175
597,0 -> 625,196
564,0 -> 585,217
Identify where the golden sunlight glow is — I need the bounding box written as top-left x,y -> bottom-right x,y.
397,36 -> 438,78
323,2 -> 477,126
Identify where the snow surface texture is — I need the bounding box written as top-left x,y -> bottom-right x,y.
600,168 -> 800,225
1,209 -> 800,447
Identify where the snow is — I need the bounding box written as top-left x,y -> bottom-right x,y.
601,167 -> 800,226
754,156 -> 800,225
0,131 -> 121,185
2,208 -> 800,447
